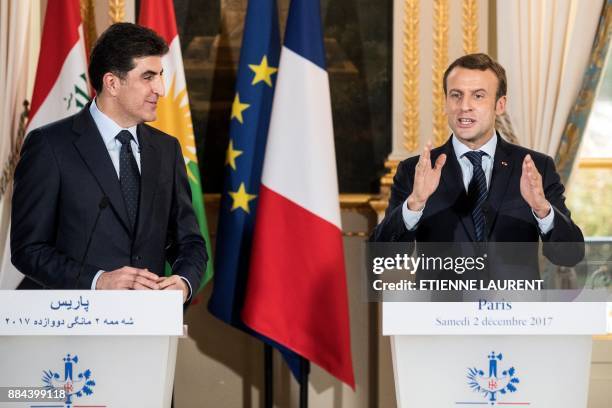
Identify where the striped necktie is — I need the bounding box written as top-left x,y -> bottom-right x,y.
464,150 -> 488,242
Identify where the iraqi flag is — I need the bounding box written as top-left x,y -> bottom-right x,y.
241,0 -> 355,387
0,0 -> 90,289
27,0 -> 90,133
139,0 -> 214,288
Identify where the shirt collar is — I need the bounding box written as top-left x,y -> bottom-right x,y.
89,98 -> 139,147
452,131 -> 497,160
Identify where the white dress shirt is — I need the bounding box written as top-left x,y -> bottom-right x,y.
401,132 -> 554,235
89,98 -> 141,175
88,100 -> 192,300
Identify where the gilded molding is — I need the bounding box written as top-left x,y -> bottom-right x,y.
203,193 -> 377,237
403,0 -> 419,153
203,193 -> 379,211
577,158 -> 612,169
380,160 -> 399,189
370,159 -> 399,217
339,194 -> 377,210
108,0 -> 125,24
462,0 -> 478,54
432,0 -> 449,146
80,0 -> 97,55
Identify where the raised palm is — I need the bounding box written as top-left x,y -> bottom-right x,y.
408,142 -> 447,210
520,154 -> 550,217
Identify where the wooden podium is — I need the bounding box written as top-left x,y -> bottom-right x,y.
0,290 -> 184,407
383,300 -> 607,407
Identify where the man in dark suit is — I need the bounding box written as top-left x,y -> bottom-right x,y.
11,23 -> 207,304
372,54 -> 583,280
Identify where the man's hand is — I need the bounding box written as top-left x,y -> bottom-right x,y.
520,154 -> 551,218
158,275 -> 189,303
407,141 -> 447,211
95,267 -> 160,290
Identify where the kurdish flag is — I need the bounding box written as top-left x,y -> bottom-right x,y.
242,0 -> 355,387
139,0 -> 213,287
1,0 -> 90,289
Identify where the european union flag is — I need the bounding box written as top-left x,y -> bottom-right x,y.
208,0 -> 303,380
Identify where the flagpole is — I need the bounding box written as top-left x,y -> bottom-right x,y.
264,343 -> 273,408
299,357 -> 310,408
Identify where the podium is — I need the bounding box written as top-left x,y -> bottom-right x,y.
383,300 -> 607,407
0,290 -> 184,407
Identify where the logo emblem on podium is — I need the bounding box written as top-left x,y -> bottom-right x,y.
464,351 -> 523,405
42,353 -> 97,408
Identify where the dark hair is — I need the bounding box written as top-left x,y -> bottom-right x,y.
443,53 -> 507,100
88,23 -> 169,93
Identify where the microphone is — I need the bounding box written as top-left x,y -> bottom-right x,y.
74,196 -> 109,289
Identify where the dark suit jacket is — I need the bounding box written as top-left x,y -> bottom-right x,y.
371,135 -> 584,280
11,105 -> 207,294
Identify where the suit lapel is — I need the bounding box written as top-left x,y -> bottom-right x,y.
72,106 -> 133,235
134,124 -> 160,241
438,138 -> 478,241
486,134 -> 515,238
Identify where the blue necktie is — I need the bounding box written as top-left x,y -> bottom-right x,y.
116,130 -> 140,230
464,151 -> 488,242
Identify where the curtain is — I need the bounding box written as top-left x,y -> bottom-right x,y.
0,0 -> 39,288
497,0 -> 604,157
556,0 -> 611,183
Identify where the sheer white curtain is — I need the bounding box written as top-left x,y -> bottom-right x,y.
0,0 -> 39,288
497,0 -> 604,156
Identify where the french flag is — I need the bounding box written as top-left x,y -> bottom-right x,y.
242,0 -> 355,387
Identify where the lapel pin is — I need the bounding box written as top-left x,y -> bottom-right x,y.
501,161 -> 508,167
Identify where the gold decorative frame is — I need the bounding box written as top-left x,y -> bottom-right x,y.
204,194 -> 378,237
403,0 -> 420,153
462,0 -> 478,54
432,0 -> 449,146
577,158 -> 612,169
108,0 -> 125,24
80,0 -> 97,54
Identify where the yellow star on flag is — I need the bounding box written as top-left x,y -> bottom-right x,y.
225,140 -> 243,170
231,93 -> 250,124
229,183 -> 257,213
249,55 -> 278,87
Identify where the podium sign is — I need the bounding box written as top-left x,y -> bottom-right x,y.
0,290 -> 183,408
383,301 -> 607,335
383,301 -> 607,407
